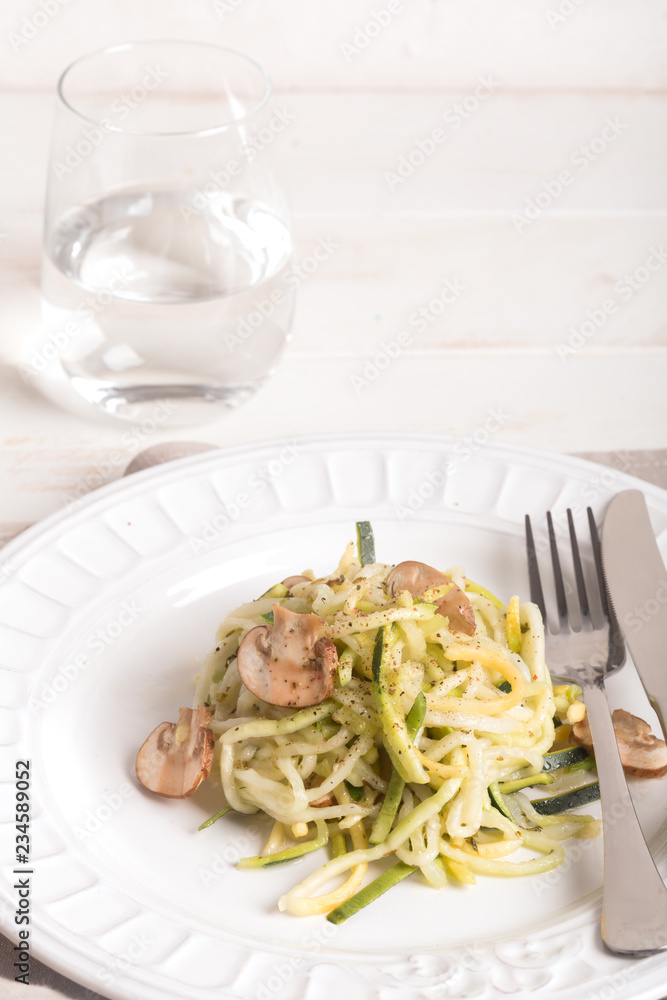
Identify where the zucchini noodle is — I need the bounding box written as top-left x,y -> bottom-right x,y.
192,536 -> 596,918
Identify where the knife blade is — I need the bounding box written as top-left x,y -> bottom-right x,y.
602,489 -> 667,740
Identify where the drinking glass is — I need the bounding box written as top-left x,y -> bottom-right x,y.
39,41 -> 294,423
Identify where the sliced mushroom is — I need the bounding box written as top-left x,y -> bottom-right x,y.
311,791 -> 336,808
136,706 -> 214,798
281,575 -> 311,591
306,771 -> 336,807
387,560 -> 446,597
573,708 -> 667,778
436,585 -> 477,636
237,603 -> 338,708
386,560 -> 476,636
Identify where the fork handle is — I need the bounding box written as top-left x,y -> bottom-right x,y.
583,680 -> 667,955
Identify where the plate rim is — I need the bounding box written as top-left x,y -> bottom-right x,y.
2,433 -> 667,574
2,432 -> 667,1000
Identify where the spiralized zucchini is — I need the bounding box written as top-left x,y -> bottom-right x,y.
195,535 -> 595,918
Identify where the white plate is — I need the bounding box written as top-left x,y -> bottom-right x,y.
1,434 -> 667,1000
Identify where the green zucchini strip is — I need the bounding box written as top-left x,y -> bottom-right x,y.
344,780 -> 364,802
565,755 -> 595,774
330,832 -> 347,859
259,583 -> 288,599
337,647 -> 355,687
197,806 -> 232,831
238,821 -> 329,868
530,781 -> 600,816
369,692 -> 426,844
356,520 -> 376,566
326,861 -> 417,923
372,627 -> 428,785
497,773 -> 554,795
487,781 -> 513,821
541,746 -> 588,772
465,579 -> 504,609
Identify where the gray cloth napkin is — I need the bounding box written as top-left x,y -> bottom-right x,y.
1,446 -> 666,1000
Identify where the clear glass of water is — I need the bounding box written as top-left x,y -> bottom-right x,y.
39,41 -> 294,423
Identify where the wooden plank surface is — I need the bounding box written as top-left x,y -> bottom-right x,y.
1,0 -> 667,91
1,92 -> 666,214
0,86 -> 665,524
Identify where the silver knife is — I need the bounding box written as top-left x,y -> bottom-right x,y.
602,489 -> 667,740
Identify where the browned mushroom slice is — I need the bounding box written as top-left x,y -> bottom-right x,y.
436,584 -> 476,636
136,706 -> 215,798
386,560 -> 476,636
386,560 -> 448,597
136,707 -> 214,798
281,575 -> 311,591
573,708 -> 667,778
311,791 -> 336,808
237,603 -> 338,708
306,771 -> 336,807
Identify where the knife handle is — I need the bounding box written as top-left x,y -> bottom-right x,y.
583,680 -> 667,955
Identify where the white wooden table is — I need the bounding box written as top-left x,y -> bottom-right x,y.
0,2 -> 666,996
1,0 -> 666,540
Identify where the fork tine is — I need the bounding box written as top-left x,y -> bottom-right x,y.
587,508 -> 608,616
587,507 -> 618,635
524,515 -> 546,622
567,508 -> 591,620
547,511 -> 568,624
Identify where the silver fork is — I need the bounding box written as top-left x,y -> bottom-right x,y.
525,507 -> 667,956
